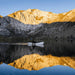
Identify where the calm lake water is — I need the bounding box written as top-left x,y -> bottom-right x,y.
0,64 -> 75,75
0,40 -> 75,75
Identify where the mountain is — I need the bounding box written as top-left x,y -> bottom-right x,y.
8,9 -> 75,25
0,9 -> 75,40
0,16 -> 75,40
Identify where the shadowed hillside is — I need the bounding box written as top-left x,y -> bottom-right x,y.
0,16 -> 75,41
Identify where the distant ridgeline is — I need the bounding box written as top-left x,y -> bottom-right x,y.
0,9 -> 75,42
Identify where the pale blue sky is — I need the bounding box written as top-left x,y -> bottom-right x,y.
0,0 -> 75,16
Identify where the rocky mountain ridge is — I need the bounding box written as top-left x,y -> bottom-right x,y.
0,9 -> 75,25
7,9 -> 75,25
0,9 -> 75,40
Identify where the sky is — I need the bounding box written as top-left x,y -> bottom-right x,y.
0,0 -> 75,16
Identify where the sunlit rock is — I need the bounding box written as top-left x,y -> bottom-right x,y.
8,9 -> 75,25
0,9 -> 75,39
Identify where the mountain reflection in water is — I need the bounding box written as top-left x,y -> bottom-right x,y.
0,40 -> 75,64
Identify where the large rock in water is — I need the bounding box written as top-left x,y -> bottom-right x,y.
0,16 -> 75,40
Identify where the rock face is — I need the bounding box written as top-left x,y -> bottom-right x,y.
0,17 -> 11,36
9,54 -> 75,70
0,16 -> 42,37
30,22 -> 75,40
0,17 -> 75,39
8,9 -> 75,25
0,9 -> 75,39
